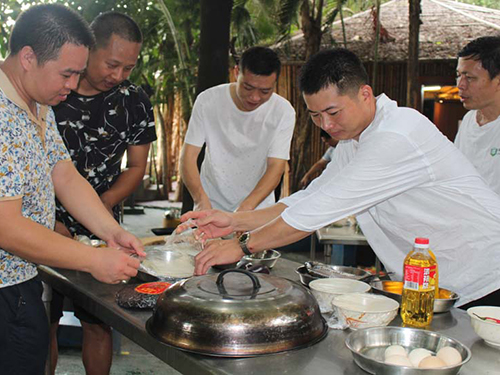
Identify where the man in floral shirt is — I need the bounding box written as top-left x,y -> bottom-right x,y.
0,5 -> 145,375
50,12 -> 157,375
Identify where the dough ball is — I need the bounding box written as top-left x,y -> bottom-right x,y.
437,346 -> 462,366
384,345 -> 407,359
385,355 -> 413,367
418,356 -> 447,369
408,348 -> 432,367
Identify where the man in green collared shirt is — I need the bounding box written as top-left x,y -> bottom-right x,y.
0,5 -> 145,374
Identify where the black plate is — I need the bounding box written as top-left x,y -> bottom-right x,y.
151,227 -> 175,236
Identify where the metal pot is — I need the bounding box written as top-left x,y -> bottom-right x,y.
147,269 -> 328,357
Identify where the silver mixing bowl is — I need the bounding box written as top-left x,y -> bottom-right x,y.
345,326 -> 471,375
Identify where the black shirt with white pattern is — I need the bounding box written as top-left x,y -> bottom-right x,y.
53,80 -> 157,237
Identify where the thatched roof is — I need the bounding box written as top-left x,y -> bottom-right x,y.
276,0 -> 500,62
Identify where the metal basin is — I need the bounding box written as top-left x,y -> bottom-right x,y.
147,269 -> 328,357
345,326 -> 471,374
237,249 -> 281,269
371,280 -> 459,313
296,264 -> 372,286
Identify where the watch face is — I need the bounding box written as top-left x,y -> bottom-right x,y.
239,232 -> 249,244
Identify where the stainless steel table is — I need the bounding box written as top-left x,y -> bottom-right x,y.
39,260 -> 498,375
311,225 -> 372,265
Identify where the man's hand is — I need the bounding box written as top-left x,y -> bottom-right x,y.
179,209 -> 235,240
105,228 -> 146,258
90,247 -> 141,284
194,199 -> 212,211
194,238 -> 243,275
54,220 -> 72,238
299,174 -> 311,189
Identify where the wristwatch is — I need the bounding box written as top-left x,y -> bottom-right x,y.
237,231 -> 252,256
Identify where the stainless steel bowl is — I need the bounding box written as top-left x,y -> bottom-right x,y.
370,280 -> 459,313
345,326 -> 471,374
237,249 -> 281,269
295,264 -> 372,286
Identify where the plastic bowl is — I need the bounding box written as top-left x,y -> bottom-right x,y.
309,278 -> 371,313
467,306 -> 500,349
332,293 -> 399,329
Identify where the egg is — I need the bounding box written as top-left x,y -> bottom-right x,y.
419,355 -> 447,369
437,346 -> 462,366
384,344 -> 407,359
408,348 -> 432,367
385,355 -> 413,367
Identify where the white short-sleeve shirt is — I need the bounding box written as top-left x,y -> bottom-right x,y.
280,94 -> 500,306
185,84 -> 296,212
455,110 -> 500,196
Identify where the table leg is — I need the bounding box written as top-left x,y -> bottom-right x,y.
324,244 -> 332,264
310,233 -> 316,261
42,282 -> 52,375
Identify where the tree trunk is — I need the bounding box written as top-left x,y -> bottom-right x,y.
181,0 -> 233,213
289,0 -> 325,193
407,0 -> 421,110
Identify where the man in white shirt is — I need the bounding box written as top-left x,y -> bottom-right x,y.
182,48 -> 500,309
455,36 -> 500,195
180,47 -> 295,213
300,129 -> 338,188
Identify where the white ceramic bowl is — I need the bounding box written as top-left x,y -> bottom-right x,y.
467,306 -> 500,349
309,278 -> 371,313
332,293 -> 399,329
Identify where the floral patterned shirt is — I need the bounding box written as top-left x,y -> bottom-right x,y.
53,80 -> 156,237
0,69 -> 71,288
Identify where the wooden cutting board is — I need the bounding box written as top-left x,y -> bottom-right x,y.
140,236 -> 166,246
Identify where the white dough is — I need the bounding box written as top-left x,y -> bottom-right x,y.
384,345 -> 407,359
437,346 -> 462,366
419,356 -> 447,369
408,348 -> 432,367
385,355 -> 412,367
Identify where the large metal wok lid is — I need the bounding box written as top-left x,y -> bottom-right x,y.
147,269 -> 328,357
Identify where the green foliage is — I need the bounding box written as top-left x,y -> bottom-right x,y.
0,0 -> 200,111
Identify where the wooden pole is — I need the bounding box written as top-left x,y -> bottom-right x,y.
407,0 -> 421,109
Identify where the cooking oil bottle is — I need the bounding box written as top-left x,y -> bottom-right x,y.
400,238 -> 438,327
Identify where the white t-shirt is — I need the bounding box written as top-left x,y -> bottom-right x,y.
280,94 -> 500,306
322,147 -> 335,162
455,110 -> 500,196
185,84 -> 296,212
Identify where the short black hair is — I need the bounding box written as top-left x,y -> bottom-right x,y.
91,12 -> 143,50
458,36 -> 500,80
320,129 -> 331,139
239,46 -> 281,78
9,4 -> 94,66
299,48 -> 369,96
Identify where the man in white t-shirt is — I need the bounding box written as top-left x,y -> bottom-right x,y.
455,36 -> 500,195
180,47 -> 296,213
181,48 -> 500,309
300,129 -> 338,188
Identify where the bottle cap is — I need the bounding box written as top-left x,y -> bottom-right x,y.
414,237 -> 429,245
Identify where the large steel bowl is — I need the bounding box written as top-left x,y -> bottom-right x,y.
371,280 -> 459,313
147,269 -> 328,357
345,326 -> 471,374
296,264 -> 372,286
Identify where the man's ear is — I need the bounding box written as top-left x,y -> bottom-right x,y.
233,65 -> 240,81
359,84 -> 373,102
18,46 -> 38,72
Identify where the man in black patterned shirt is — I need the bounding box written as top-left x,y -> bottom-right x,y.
50,12 -> 156,375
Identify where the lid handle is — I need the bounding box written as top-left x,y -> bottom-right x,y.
216,269 -> 261,293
